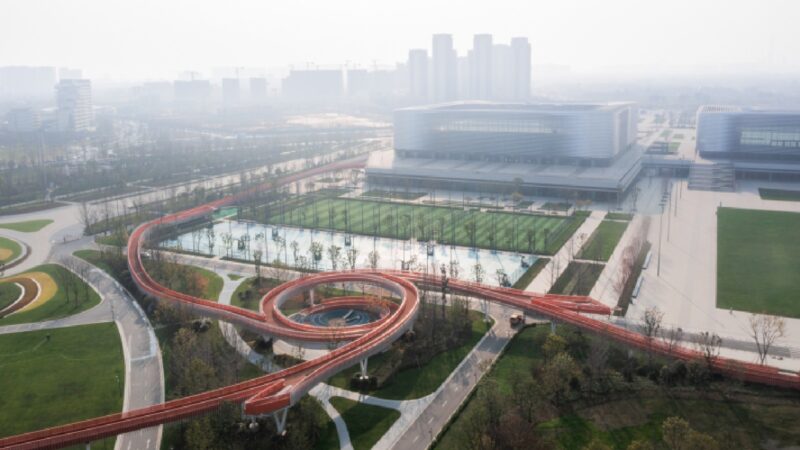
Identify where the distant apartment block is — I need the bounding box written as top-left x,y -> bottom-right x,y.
56,79 -> 92,133
6,107 -> 41,133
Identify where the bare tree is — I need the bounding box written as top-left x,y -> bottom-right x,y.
749,314 -> 786,365
640,306 -> 664,340
367,250 -> 380,270
663,326 -> 684,355
697,331 -> 722,369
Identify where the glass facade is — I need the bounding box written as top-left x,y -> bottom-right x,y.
698,107 -> 800,161
394,102 -> 637,164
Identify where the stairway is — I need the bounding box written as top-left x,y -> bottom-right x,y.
688,162 -> 735,191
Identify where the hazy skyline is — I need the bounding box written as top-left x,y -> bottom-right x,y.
3,0 -> 800,80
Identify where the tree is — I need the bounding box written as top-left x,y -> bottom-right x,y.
583,439 -> 612,450
327,244 -> 341,271
252,249 -> 263,285
748,313 -> 786,365
346,247 -> 359,271
662,416 -> 691,450
626,440 -> 654,450
663,326 -> 684,355
367,250 -> 380,270
290,240 -> 300,265
640,306 -> 664,349
696,331 -> 722,370
543,332 -> 568,361
540,352 -> 581,406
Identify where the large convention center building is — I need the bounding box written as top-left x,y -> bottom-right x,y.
696,105 -> 800,181
367,101 -> 641,201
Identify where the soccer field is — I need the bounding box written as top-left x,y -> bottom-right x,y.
717,207 -> 800,318
265,197 -> 585,255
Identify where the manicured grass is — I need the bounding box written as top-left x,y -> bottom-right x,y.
0,201 -> 66,216
0,236 -> 22,263
264,197 -> 579,255
605,212 -> 633,221
144,261 -> 223,301
0,323 -> 124,438
759,188 -> 800,202
0,282 -> 22,310
549,262 -> 605,296
577,220 -> 629,261
717,208 -> 800,318
542,202 -> 572,211
0,219 -> 53,232
362,189 -> 427,200
73,250 -> 116,276
62,185 -> 142,202
227,273 -> 243,280
329,397 -> 400,450
95,233 -> 127,247
0,264 -> 101,326
327,311 -> 492,400
512,257 -> 550,289
230,277 -> 284,311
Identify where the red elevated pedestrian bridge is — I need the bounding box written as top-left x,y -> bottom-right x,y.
2,158 -> 798,449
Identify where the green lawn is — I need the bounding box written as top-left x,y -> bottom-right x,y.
577,220 -> 629,261
0,282 -> 22,310
0,219 -> 53,233
144,261 -> 223,301
73,250 -> 116,276
549,262 -> 605,296
0,264 -> 102,326
361,189 -> 427,200
0,323 -> 124,438
327,311 -> 492,400
512,257 -> 550,289
264,197 -> 580,255
329,397 -> 400,450
717,208 -> 800,317
0,236 -> 22,263
759,188 -> 800,202
605,212 -> 633,221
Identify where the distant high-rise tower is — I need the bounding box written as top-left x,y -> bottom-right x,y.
510,37 -> 531,101
471,34 -> 493,100
491,44 -> 513,101
407,49 -> 428,100
432,34 -> 457,102
59,68 -> 83,81
222,78 -> 240,105
56,79 -> 92,133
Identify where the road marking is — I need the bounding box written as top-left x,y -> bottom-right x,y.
427,417 -> 434,425
442,399 -> 448,407
413,435 -> 419,443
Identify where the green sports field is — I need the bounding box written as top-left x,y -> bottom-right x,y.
265,197 -> 584,255
717,208 -> 800,317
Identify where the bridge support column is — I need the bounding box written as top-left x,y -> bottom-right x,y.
359,358 -> 369,378
550,321 -> 557,334
273,408 -> 289,435
85,444 -> 91,450
309,289 -> 315,306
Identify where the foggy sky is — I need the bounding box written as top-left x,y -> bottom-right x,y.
3,0 -> 800,80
